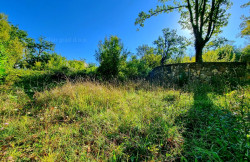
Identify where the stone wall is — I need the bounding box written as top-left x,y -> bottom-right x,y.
149,62 -> 248,85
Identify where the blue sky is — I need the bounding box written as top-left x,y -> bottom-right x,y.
1,0 -> 249,63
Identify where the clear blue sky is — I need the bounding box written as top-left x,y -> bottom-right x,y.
1,0 -> 249,63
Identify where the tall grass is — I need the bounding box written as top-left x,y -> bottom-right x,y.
0,80 -> 249,161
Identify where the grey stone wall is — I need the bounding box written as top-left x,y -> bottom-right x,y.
149,62 -> 248,85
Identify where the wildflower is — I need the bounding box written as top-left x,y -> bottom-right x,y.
27,112 -> 31,115
4,123 -> 9,125
0,127 -> 4,130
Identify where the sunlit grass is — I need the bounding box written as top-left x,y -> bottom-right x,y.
0,81 -> 249,161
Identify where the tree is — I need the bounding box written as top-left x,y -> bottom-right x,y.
9,25 -> 28,44
68,60 -> 87,71
136,44 -> 161,68
239,2 -> 250,62
141,53 -> 162,68
123,55 -> 152,79
203,45 -> 236,62
153,28 -> 189,65
20,37 -> 55,68
240,2 -> 250,38
136,44 -> 156,57
44,53 -> 68,70
95,36 -> 128,79
205,36 -> 230,50
0,14 -> 24,76
135,0 -> 232,63
35,37 -> 55,57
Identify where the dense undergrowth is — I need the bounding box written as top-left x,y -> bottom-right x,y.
0,77 -> 249,161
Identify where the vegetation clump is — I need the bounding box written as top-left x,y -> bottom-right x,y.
1,81 -> 249,161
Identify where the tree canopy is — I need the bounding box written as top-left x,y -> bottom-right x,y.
0,13 -> 25,80
154,28 -> 189,65
135,0 -> 232,62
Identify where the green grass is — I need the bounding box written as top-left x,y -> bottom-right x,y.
0,81 -> 249,161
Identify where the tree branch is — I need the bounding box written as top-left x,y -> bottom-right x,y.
135,5 -> 187,27
200,0 -> 207,33
205,1 -> 221,42
205,0 -> 216,41
187,0 -> 196,31
195,0 -> 199,27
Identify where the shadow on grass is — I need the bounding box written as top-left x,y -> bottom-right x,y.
14,69 -> 96,98
177,83 -> 249,161
14,72 -> 66,98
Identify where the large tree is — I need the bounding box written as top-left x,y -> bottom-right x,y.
135,0 -> 232,62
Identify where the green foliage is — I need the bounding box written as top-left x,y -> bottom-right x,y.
142,53 -> 162,68
135,0 -> 232,62
203,45 -> 237,62
122,55 -> 152,79
241,20 -> 250,37
118,45 -> 161,80
240,45 -> 250,62
239,2 -> 250,63
0,81 -> 249,161
205,37 -> 230,50
0,14 -> 24,68
44,53 -> 68,70
85,63 -> 97,75
95,36 -> 128,79
9,25 -> 28,45
0,43 -> 7,82
240,2 -> 250,38
154,28 -> 189,65
0,14 -> 11,41
136,44 -> 156,57
19,37 -> 55,69
68,60 -> 87,71
179,44 -> 243,63
0,13 -> 25,83
16,35 -> 87,71
136,45 -> 161,68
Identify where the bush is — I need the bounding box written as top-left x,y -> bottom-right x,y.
95,36 -> 128,79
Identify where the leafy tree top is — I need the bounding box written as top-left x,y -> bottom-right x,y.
153,28 -> 190,65
135,0 -> 232,62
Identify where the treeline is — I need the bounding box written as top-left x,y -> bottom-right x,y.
0,13 -> 91,86
0,13 -> 249,86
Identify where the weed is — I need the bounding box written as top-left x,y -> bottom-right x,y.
0,80 -> 249,161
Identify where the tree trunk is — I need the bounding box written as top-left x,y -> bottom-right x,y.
161,55 -> 167,66
195,42 -> 204,63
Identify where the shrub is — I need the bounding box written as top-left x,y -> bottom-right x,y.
95,36 -> 128,79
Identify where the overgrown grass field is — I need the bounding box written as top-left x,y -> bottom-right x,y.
0,80 -> 249,161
